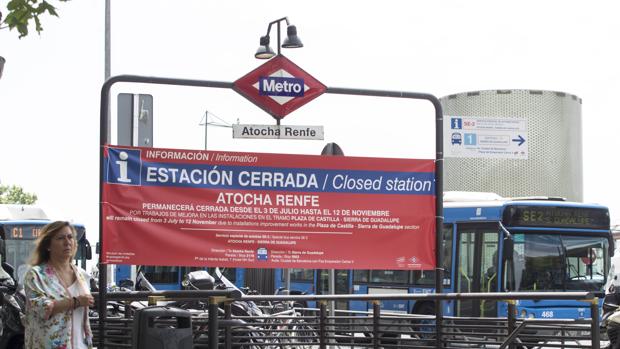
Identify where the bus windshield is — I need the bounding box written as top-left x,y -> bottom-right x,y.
5,239 -> 35,283
508,233 -> 608,292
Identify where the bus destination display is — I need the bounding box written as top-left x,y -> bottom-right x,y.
4,224 -> 43,239
504,205 -> 609,230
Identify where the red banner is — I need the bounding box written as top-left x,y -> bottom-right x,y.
102,146 -> 436,269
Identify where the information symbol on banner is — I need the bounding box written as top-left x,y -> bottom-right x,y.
451,117 -> 463,129
106,148 -> 141,186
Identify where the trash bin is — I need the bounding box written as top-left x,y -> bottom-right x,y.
132,306 -> 193,349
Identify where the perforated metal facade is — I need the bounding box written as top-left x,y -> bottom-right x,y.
440,90 -> 583,201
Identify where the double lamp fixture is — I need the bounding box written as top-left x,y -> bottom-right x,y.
255,17 -> 303,59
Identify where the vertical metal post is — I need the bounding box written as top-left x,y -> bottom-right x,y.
328,269 -> 336,346
435,281 -> 443,349
591,299 -> 600,349
284,268 -> 291,292
373,301 -> 380,349
104,0 -> 111,80
276,21 -> 281,56
100,2 -> 110,340
208,297 -> 220,349
102,9 -> 113,338
224,302 -> 232,349
104,0 -> 112,144
319,301 -> 327,349
434,96 -> 444,349
507,300 -> 516,349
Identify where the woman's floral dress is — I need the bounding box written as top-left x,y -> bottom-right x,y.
24,263 -> 92,349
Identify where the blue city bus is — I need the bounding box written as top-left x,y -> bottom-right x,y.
0,205 -> 93,282
273,192 -> 612,320
114,192 -> 612,322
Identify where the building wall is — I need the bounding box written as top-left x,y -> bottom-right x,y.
440,90 -> 583,201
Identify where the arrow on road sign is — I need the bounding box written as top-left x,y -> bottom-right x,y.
512,135 -> 525,146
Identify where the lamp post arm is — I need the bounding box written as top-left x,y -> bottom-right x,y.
264,16 -> 289,36
264,17 -> 290,55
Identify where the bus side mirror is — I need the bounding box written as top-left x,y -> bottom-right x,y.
84,240 -> 92,260
503,237 -> 514,261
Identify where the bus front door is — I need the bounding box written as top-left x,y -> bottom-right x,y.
455,223 -> 500,317
317,269 -> 351,310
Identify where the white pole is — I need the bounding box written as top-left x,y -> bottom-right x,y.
104,0 -> 115,286
104,0 -> 111,80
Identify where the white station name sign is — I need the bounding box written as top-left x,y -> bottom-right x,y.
232,124 -> 324,140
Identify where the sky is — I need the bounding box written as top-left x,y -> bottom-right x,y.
1,0 -> 620,257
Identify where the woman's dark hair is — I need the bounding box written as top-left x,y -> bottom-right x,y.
30,221 -> 76,265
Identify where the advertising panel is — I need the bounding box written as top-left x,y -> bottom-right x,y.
102,145 -> 436,269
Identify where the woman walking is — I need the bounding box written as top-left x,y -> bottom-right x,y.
23,221 -> 94,348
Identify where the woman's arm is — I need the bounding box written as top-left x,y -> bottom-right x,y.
50,297 -> 75,316
24,268 -> 57,319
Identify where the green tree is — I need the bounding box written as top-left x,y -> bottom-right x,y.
0,0 -> 69,38
0,184 -> 37,204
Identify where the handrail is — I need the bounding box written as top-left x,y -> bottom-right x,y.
95,290 -> 595,302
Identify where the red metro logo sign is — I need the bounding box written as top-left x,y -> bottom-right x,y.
234,55 -> 326,119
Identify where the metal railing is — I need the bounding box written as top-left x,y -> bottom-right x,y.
91,290 -> 601,349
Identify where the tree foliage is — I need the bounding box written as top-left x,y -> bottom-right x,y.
0,184 -> 38,204
0,0 -> 69,38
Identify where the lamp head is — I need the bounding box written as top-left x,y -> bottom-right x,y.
282,25 -> 303,48
255,36 -> 275,59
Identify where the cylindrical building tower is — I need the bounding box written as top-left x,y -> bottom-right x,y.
440,89 -> 583,201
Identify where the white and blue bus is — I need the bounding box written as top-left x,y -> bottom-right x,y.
115,192 -> 612,320
273,192 -> 612,319
0,204 -> 93,282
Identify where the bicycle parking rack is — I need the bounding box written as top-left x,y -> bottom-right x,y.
91,290 -> 601,349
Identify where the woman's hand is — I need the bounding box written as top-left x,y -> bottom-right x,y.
77,294 -> 94,308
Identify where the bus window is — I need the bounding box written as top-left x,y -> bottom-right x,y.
369,270 -> 409,284
142,266 -> 179,284
413,270 -> 435,286
353,270 -> 369,283
563,236 -> 606,285
513,233 -> 608,292
5,239 -> 35,283
288,268 -> 313,282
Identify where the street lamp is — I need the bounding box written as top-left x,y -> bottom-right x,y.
199,110 -> 233,150
200,110 -> 209,150
255,17 -> 303,59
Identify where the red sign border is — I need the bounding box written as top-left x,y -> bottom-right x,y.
233,55 -> 326,119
